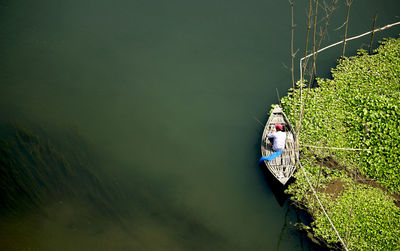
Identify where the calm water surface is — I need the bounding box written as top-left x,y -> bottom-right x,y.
0,0 -> 399,250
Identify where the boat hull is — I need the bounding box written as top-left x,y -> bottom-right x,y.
260,105 -> 298,185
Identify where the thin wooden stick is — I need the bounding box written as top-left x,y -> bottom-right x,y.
299,21 -> 400,81
368,12 -> 378,54
276,88 -> 281,107
297,0 -> 338,129
342,0 -> 352,57
297,0 -> 321,150
299,162 -> 349,251
312,0 -> 319,78
289,0 -> 296,90
316,0 -> 338,60
315,140 -> 326,192
296,0 -> 313,151
253,116 -> 265,128
302,144 -> 369,151
345,162 -> 357,245
301,0 -> 313,86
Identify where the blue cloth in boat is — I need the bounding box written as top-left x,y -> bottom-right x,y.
258,150 -> 283,164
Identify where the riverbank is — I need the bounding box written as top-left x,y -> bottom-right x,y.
280,36 -> 400,250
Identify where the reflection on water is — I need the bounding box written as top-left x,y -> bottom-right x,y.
0,123 -> 234,250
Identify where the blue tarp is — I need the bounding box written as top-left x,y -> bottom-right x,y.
258,150 -> 282,164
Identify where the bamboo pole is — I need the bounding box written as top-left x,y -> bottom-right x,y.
276,88 -> 281,107
368,12 -> 378,54
315,141 -> 326,192
301,0 -> 313,86
299,163 -> 349,251
296,0 -> 313,154
297,0 -> 339,138
312,0 -> 319,79
345,165 -> 356,246
302,144 -> 370,151
316,0 -> 338,61
289,0 -> 296,90
342,0 -> 352,57
296,1 -> 338,130
296,0 -> 321,152
299,21 -> 400,82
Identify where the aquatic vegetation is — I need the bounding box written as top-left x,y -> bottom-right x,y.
0,123 -> 236,250
280,37 -> 400,249
0,123 -> 119,216
313,185 -> 400,250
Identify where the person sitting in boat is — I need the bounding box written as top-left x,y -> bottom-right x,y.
268,123 -> 286,152
259,123 -> 286,163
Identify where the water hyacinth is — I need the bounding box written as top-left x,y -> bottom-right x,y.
280,37 -> 400,250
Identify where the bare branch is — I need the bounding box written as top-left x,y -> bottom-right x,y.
290,0 -> 296,90
368,12 -> 378,54
335,21 -> 347,31
342,0 -> 353,56
299,20 -> 400,77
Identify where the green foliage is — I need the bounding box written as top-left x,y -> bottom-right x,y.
330,38 -> 400,193
282,37 -> 400,192
280,36 -> 400,249
313,185 -> 400,250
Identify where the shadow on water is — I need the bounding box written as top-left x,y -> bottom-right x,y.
0,122 -> 235,250
258,163 -> 291,207
257,163 -> 329,251
273,201 -> 331,251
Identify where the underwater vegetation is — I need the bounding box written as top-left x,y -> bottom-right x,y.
0,123 -> 120,217
0,123 -> 234,250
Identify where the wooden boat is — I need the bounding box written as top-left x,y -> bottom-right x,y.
260,105 -> 298,185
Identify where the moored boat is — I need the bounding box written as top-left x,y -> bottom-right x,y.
260,105 -> 298,185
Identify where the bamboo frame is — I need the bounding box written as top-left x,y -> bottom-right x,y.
299,21 -> 400,82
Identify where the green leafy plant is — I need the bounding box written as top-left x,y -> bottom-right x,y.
280,36 -> 400,250
313,185 -> 400,250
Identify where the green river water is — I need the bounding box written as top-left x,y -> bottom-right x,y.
0,0 -> 399,250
